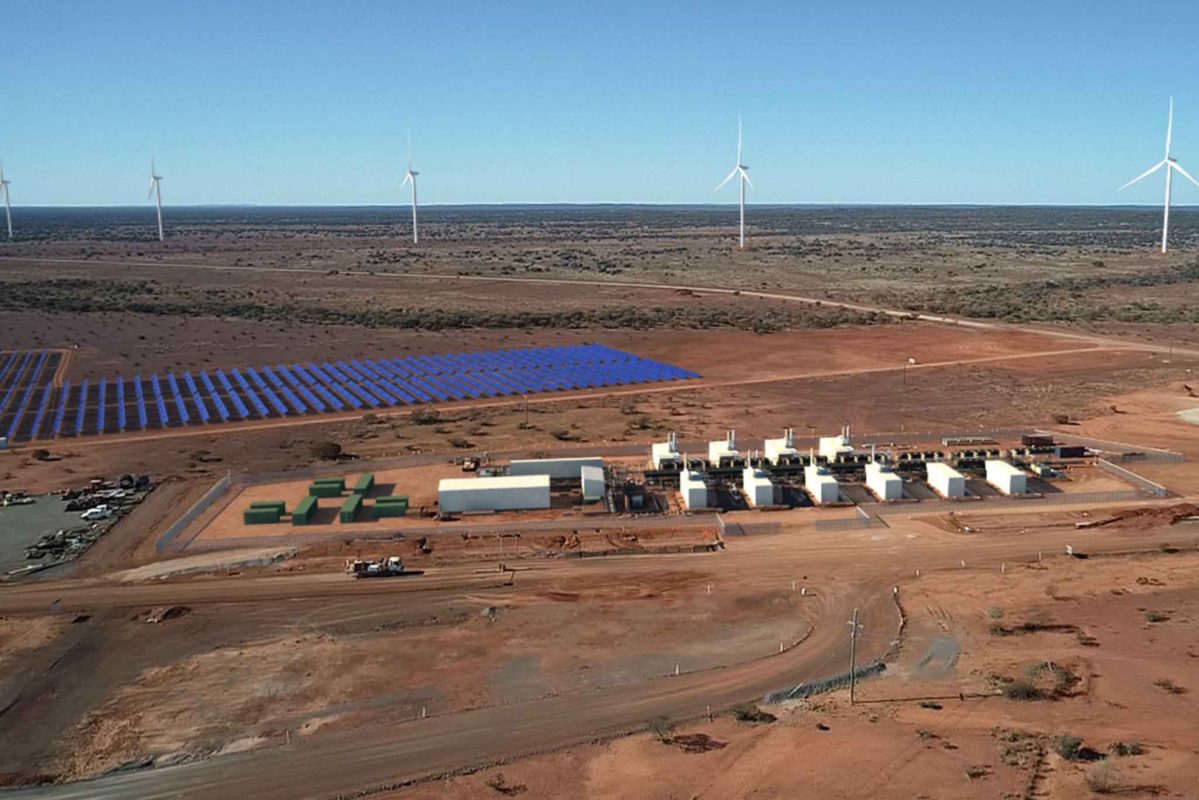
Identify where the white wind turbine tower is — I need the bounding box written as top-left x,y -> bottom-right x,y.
1119,97 -> 1199,254
401,133 -> 419,244
0,162 -> 12,240
148,159 -> 164,242
714,115 -> 753,248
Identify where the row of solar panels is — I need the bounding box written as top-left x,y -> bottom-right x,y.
2,345 -> 699,440
0,349 -> 58,442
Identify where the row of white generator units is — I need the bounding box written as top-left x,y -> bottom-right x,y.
678,458 -> 1032,509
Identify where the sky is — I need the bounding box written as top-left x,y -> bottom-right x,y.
5,0 -> 1199,206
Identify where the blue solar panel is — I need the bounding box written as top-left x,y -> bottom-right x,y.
0,351 -> 33,420
73,379 -> 95,437
116,378 -> 127,430
184,372 -> 211,423
96,377 -> 107,433
19,344 -> 696,440
51,381 -> 71,437
166,373 -> 190,425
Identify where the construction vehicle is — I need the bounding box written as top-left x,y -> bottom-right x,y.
461,456 -> 478,472
346,556 -> 405,578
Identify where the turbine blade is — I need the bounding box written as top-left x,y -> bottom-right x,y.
1165,96 -> 1174,157
148,180 -> 156,199
402,172 -> 412,187
713,167 -> 739,192
737,114 -> 743,164
1117,160 -> 1167,191
740,168 -> 754,189
1171,160 -> 1199,189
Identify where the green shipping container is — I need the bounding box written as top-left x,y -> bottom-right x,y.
339,493 -> 363,523
244,508 -> 281,525
375,495 -> 409,505
309,483 -> 343,498
372,503 -> 408,519
314,477 -> 346,490
292,496 -> 317,526
354,473 -> 375,493
250,500 -> 287,513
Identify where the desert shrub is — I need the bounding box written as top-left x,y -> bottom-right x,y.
1054,734 -> 1084,761
1084,762 -> 1119,794
646,715 -> 675,743
987,607 -> 1004,620
310,441 -> 342,460
31,449 -> 50,461
1109,741 -> 1144,757
447,438 -> 474,449
410,409 -> 440,426
964,764 -> 991,780
1002,679 -> 1040,701
1145,610 -> 1170,623
549,429 -> 577,441
729,703 -> 776,724
1153,678 -> 1187,694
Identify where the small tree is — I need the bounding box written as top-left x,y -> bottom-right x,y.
311,441 -> 342,461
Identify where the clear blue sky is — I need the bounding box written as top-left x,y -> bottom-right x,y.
5,0 -> 1199,206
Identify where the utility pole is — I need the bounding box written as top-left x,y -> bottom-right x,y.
521,394 -> 529,429
848,609 -> 858,705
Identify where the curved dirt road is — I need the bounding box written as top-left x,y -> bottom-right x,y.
3,519 -> 1197,800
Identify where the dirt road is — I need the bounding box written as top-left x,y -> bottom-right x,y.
3,518 -> 1195,800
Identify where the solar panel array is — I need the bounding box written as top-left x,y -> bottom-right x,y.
0,344 -> 699,442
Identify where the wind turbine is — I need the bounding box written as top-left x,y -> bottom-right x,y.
714,115 -> 753,249
1119,97 -> 1199,254
148,159 -> 164,242
401,133 -> 419,244
0,162 -> 12,240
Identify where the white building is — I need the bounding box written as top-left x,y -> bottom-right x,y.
804,464 -> 840,505
985,460 -> 1027,496
926,462 -> 966,498
819,426 -> 853,460
679,469 -> 708,510
763,428 -> 800,464
438,475 -> 551,513
865,462 -> 903,501
507,456 -> 603,479
651,432 -> 681,469
708,430 -> 739,464
580,465 -> 605,502
742,467 -> 775,507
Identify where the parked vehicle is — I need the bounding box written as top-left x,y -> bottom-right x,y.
80,505 -> 113,521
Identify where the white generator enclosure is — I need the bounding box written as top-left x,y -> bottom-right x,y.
804,465 -> 840,505
985,460 -> 1027,495
651,432 -> 680,469
438,475 -> 551,513
742,467 -> 775,507
926,462 -> 966,498
580,465 -> 605,502
708,430 -> 739,463
763,428 -> 799,464
865,462 -> 903,501
679,470 -> 708,510
818,426 -> 853,460
507,457 -> 603,479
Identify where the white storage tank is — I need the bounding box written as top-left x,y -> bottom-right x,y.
679,470 -> 708,510
865,462 -> 903,501
804,464 -> 840,505
651,432 -> 681,469
438,475 -> 551,513
742,467 -> 775,507
763,428 -> 799,464
985,460 -> 1027,496
580,465 -> 605,502
925,462 -> 966,498
507,456 -> 603,479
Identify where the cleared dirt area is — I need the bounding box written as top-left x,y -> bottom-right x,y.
390,550 -> 1199,800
